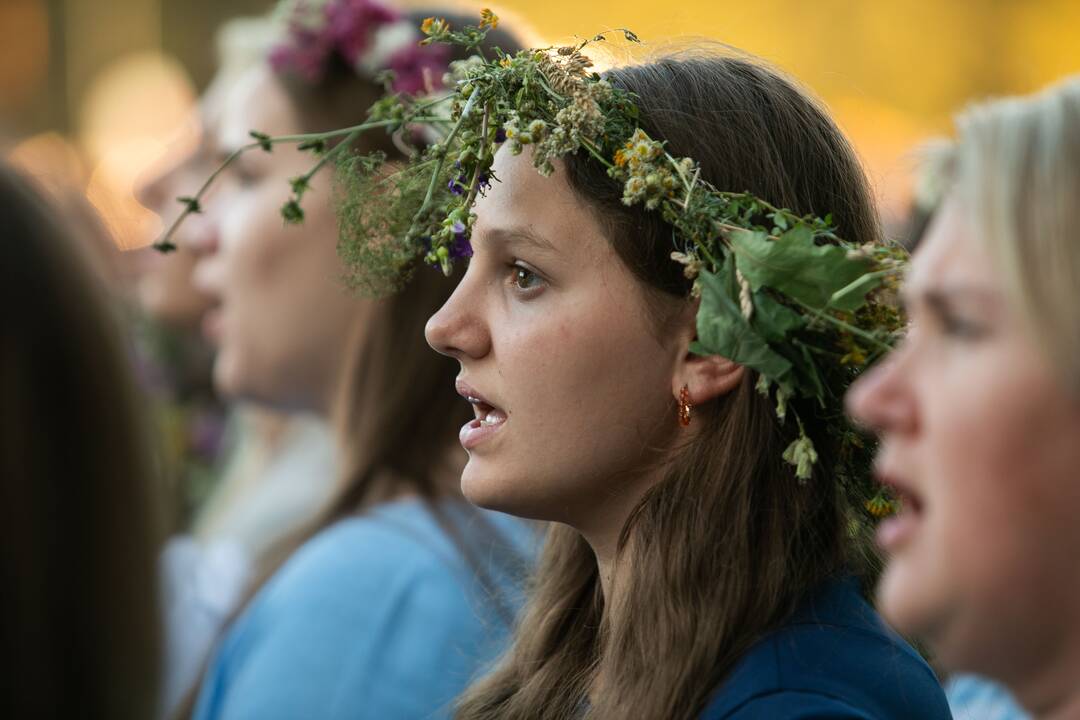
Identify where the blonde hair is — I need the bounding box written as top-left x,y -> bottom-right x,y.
946,76 -> 1080,389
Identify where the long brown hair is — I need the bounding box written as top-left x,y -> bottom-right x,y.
175,12 -> 527,719
456,54 -> 881,720
0,164 -> 163,719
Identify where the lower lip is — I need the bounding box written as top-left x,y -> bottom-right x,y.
202,308 -> 224,344
876,509 -> 921,552
459,417 -> 505,450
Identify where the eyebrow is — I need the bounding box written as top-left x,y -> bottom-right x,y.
478,225 -> 559,255
901,285 -> 1002,313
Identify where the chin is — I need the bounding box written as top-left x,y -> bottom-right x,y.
460,461 -> 550,521
460,463 -> 511,511
877,559 -> 942,641
212,351 -> 261,405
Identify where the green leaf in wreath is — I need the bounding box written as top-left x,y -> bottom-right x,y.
751,290 -> 804,344
727,225 -> 872,310
693,263 -> 793,387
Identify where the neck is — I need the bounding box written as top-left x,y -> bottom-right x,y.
1009,632 -> 1080,720
574,465 -> 664,605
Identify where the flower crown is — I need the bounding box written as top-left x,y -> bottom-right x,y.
157,12 -> 902,522
269,0 -> 449,94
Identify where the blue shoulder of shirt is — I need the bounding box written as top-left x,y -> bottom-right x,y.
193,499 -> 536,720
700,577 -> 953,720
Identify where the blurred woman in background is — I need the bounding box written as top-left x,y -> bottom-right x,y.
136,17 -> 346,716
848,75 -> 1080,720
0,162 -> 162,719
174,4 -> 534,719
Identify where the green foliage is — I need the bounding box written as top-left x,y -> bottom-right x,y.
177,196 -> 201,213
249,130 -> 273,152
334,150 -> 438,295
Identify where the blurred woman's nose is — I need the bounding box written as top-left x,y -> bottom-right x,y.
182,211 -> 220,256
846,347 -> 917,437
135,160 -> 179,219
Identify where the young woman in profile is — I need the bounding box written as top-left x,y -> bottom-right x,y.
425,55 -> 953,719
171,4 -> 534,719
848,76 -> 1080,720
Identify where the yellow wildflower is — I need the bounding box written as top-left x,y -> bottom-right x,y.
421,17 -> 435,34
479,8 -> 499,29
865,495 -> 896,518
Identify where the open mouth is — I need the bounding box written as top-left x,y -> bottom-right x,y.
456,380 -> 507,449
467,396 -> 508,427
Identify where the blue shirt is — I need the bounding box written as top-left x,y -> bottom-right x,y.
700,577 -> 952,719
193,498 -> 535,720
946,674 -> 1029,720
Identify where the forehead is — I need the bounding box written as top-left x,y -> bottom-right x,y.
907,193 -> 998,294
218,65 -> 301,147
473,148 -> 608,259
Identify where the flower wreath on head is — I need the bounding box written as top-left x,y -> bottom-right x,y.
158,9 -> 903,524
269,0 -> 450,95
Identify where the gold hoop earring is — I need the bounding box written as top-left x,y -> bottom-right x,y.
678,384 -> 692,427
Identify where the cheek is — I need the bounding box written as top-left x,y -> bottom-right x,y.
499,299 -> 675,479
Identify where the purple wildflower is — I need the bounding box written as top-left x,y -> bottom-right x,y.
494,128 -> 507,144
450,221 -> 473,259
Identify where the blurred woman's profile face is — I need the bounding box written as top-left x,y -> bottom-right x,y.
190,64 -> 365,413
133,100 -> 222,329
846,194 -> 1080,704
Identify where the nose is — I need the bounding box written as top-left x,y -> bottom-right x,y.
182,210 -> 220,257
135,157 -> 181,220
425,273 -> 490,361
845,345 -> 917,437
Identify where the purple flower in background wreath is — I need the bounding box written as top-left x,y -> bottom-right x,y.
326,0 -> 400,66
269,22 -> 336,82
387,43 -> 450,95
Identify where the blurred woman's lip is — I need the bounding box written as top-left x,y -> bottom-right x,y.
875,472 -> 925,553
201,307 -> 224,345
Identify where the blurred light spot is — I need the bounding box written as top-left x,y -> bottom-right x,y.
78,51 -> 198,250
831,96 -> 939,227
7,131 -> 87,194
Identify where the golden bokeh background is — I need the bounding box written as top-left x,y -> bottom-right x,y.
2,0 -> 1079,248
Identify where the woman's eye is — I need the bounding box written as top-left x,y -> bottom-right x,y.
235,169 -> 259,187
509,264 -> 544,292
940,312 -> 987,340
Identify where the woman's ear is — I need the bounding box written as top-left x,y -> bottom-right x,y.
674,352 -> 744,404
670,301 -> 744,403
